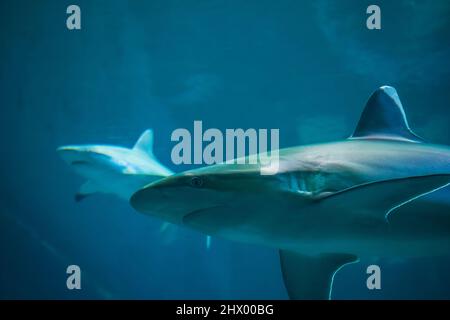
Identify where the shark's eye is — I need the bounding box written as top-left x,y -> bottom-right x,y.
189,176 -> 204,188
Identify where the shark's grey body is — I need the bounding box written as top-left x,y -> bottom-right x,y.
161,140 -> 450,257
131,86 -> 450,299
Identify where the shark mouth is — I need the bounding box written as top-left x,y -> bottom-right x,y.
70,160 -> 90,166
182,205 -> 227,225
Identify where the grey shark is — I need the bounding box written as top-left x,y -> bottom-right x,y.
58,129 -> 173,201
131,86 -> 450,299
58,130 -> 216,249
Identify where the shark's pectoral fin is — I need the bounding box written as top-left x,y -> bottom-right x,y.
206,235 -> 212,250
75,193 -> 91,202
319,174 -> 450,221
75,181 -> 101,202
279,250 -> 358,300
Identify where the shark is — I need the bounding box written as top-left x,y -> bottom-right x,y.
57,129 -> 215,249
130,86 -> 450,299
57,129 -> 173,201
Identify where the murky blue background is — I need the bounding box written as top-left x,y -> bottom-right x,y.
1,0 -> 450,299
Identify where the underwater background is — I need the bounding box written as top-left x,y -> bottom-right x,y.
1,0 -> 450,299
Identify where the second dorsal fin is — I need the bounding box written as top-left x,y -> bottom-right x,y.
350,86 -> 423,143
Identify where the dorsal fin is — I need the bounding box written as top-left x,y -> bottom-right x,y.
350,86 -> 423,142
133,129 -> 154,156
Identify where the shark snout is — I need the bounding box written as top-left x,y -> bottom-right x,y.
130,175 -> 226,225
57,146 -> 88,164
57,145 -> 111,167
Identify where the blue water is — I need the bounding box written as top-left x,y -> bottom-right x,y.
1,0 -> 450,299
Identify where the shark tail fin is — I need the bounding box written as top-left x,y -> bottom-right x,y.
133,129 -> 154,157
350,86 -> 423,143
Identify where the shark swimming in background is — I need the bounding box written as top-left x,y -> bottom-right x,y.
131,86 -> 450,299
58,129 -> 214,249
58,129 -> 173,201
